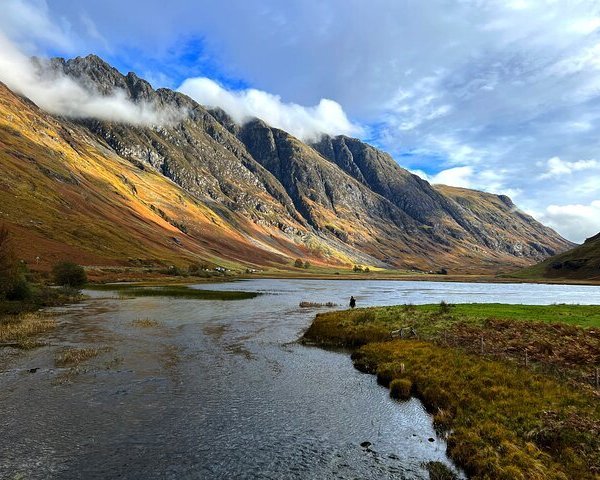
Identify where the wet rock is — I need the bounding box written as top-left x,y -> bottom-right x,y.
428,437 -> 435,442
28,368 -> 38,374
360,441 -> 371,449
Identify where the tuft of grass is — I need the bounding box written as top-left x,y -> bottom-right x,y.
0,312 -> 57,348
54,347 -> 105,367
389,378 -> 412,400
131,318 -> 161,328
88,283 -> 258,300
423,461 -> 459,480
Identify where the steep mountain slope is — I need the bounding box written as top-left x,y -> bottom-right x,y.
517,232 -> 600,280
435,185 -> 570,258
0,54 -> 574,273
0,82 -> 347,270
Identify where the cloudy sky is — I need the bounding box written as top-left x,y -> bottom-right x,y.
1,0 -> 600,242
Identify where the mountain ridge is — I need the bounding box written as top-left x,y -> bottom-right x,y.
0,54 -> 575,273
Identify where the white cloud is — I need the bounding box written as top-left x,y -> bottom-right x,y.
539,156 -> 599,179
0,32 -> 180,126
178,77 -> 362,140
427,166 -> 474,188
0,0 -> 73,52
539,201 -> 600,243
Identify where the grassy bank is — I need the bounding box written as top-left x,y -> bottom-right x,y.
303,304 -> 600,479
0,286 -> 82,349
87,283 -> 259,300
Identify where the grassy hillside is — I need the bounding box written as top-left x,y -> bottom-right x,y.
514,232 -> 600,280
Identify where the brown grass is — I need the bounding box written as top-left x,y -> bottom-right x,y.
131,318 -> 161,328
54,347 -> 105,367
0,312 -> 57,348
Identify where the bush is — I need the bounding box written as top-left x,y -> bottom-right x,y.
6,276 -> 32,301
439,300 -> 453,314
303,261 -> 311,269
52,261 -> 87,288
390,378 -> 413,400
294,258 -> 304,268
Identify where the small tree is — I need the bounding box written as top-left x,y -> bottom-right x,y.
303,261 -> 311,269
364,267 -> 370,273
52,261 -> 87,288
353,265 -> 364,272
294,258 -> 304,268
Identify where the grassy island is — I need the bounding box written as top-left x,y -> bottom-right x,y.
303,303 -> 600,479
87,283 -> 259,300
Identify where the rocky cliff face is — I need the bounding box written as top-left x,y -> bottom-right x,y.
3,54 -> 574,272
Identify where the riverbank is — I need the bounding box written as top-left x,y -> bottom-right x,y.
303,304 -> 600,479
0,286 -> 83,349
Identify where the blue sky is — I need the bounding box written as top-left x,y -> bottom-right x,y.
1,0 -> 600,242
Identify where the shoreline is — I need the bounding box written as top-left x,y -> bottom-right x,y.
83,268 -> 600,287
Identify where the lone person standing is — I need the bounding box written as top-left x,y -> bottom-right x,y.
349,296 -> 356,308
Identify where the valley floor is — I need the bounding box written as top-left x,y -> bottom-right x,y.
303,303 -> 600,479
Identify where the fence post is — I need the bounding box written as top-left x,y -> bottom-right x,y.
525,350 -> 529,367
480,334 -> 484,355
596,367 -> 599,390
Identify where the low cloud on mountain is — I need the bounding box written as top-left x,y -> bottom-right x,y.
179,77 -> 362,141
0,33 -> 176,126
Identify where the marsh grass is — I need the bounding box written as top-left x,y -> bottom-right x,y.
423,461 -> 459,480
131,318 -> 161,328
304,303 -> 600,479
299,301 -> 338,308
389,378 -> 412,400
88,284 -> 258,300
354,340 -> 599,479
0,312 -> 56,348
54,347 -> 107,367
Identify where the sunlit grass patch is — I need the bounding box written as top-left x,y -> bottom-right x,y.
131,318 -> 161,328
0,312 -> 57,348
54,347 -> 106,367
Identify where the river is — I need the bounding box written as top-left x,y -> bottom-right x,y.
2,279 -> 600,479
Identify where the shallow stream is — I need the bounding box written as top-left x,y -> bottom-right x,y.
2,279 -> 600,479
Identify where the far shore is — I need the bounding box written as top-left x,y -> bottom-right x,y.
78,266 -> 600,287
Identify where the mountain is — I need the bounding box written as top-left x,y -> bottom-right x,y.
0,55 -> 574,273
517,232 -> 600,280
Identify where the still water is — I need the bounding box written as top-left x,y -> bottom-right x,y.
1,279 -> 599,479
